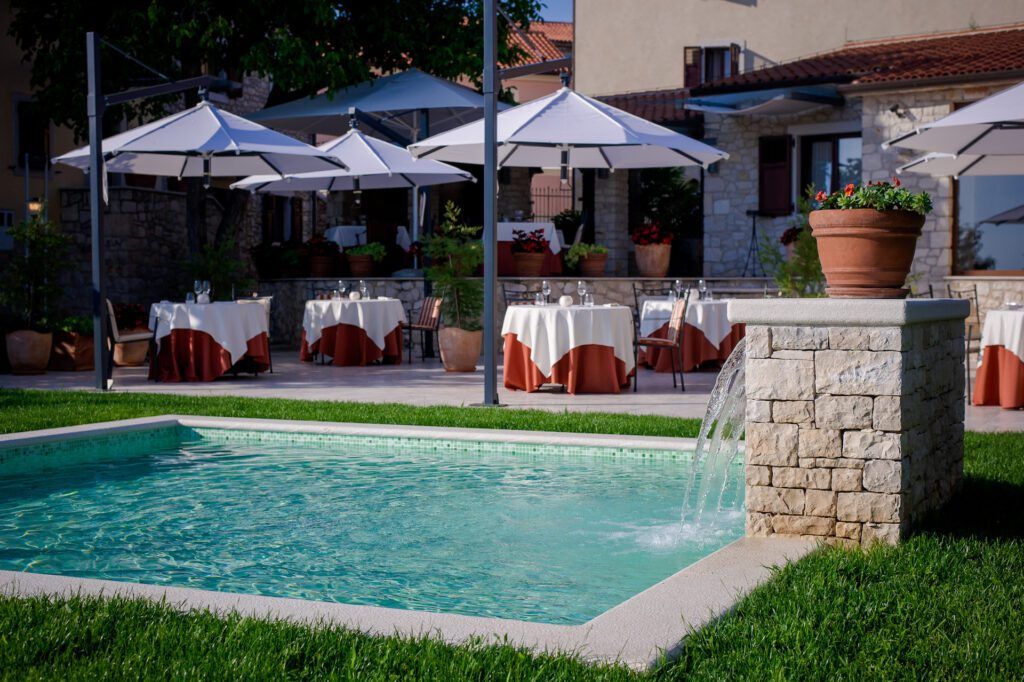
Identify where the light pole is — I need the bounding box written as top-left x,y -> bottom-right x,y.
481,0 -> 499,405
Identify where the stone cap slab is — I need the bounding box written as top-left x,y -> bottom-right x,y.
728,299 -> 969,327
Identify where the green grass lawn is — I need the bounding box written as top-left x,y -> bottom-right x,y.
1,389 -> 1023,680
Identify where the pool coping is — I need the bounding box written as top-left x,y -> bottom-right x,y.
0,416 -> 815,671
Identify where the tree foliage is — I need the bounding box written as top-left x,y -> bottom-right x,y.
8,0 -> 542,140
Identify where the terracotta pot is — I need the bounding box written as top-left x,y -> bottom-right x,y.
5,330 -> 52,375
50,330 -> 95,371
113,334 -> 150,366
309,254 -> 338,277
513,252 -> 545,277
439,327 -> 482,372
347,254 -> 376,277
579,253 -> 608,277
809,209 -> 924,299
634,243 -> 671,277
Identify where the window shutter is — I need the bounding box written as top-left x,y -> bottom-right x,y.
729,43 -> 741,78
684,46 -> 702,87
758,135 -> 793,217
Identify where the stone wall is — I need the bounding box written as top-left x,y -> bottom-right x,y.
944,276 -> 1024,327
594,172 -> 630,275
734,299 -> 967,546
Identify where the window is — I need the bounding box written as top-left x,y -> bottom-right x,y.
14,100 -> 50,172
799,134 -> 861,195
0,210 -> 14,250
758,135 -> 793,216
954,175 -> 1024,274
684,44 -> 741,87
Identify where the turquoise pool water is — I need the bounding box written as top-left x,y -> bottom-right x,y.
0,427 -> 743,624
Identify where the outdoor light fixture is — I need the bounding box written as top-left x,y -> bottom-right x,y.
353,176 -> 362,205
27,197 -> 43,215
560,148 -> 569,184
202,156 -> 211,189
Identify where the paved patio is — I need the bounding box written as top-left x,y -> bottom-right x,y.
1,350 -> 1020,430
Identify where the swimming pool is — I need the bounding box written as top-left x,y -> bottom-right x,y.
0,418 -> 744,626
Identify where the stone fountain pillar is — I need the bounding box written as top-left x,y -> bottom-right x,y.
728,299 -> 969,547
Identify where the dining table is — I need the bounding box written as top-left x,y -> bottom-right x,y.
148,301 -> 271,382
972,307 -> 1024,408
300,297 -> 407,366
324,225 -> 367,249
638,297 -> 745,372
497,221 -> 563,276
502,303 -> 634,394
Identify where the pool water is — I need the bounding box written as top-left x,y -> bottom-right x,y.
0,427 -> 743,624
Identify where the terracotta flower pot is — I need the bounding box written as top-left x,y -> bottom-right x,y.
347,254 -> 376,277
5,330 -> 52,375
579,253 -> 608,277
634,243 -> 671,277
309,254 -> 338,278
513,252 -> 545,277
49,331 -> 95,371
439,327 -> 482,372
113,334 -> 150,366
809,209 -> 924,299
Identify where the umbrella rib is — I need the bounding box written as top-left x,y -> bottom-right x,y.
498,144 -> 519,167
177,156 -> 188,180
597,147 -> 613,170
668,147 -> 706,167
357,132 -> 391,173
398,173 -> 416,188
205,103 -> 242,152
955,155 -> 985,178
955,125 -> 996,157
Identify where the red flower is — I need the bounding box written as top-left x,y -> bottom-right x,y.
893,176 -> 901,187
844,183 -> 855,197
815,190 -> 828,202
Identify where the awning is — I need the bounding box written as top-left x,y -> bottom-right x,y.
684,86 -> 843,116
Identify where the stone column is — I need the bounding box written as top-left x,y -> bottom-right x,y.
729,299 -> 969,546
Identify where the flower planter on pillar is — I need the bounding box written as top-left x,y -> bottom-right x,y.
634,244 -> 671,278
5,331 -> 52,375
809,209 -> 924,299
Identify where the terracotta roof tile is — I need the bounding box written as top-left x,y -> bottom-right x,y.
507,29 -> 565,65
598,88 -> 700,125
530,20 -> 573,47
694,24 -> 1024,94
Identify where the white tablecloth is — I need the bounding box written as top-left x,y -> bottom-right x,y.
149,302 -> 269,365
980,309 -> 1024,364
303,298 -> 407,351
501,304 -> 634,377
497,222 -> 561,254
325,225 -> 367,248
640,299 -> 733,347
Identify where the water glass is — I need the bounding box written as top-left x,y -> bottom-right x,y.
697,278 -> 707,301
534,292 -> 546,306
338,280 -> 349,295
674,279 -> 684,298
193,280 -> 202,299
577,280 -> 588,302
185,292 -> 195,304
541,280 -> 551,303
584,293 -> 595,307
359,280 -> 370,299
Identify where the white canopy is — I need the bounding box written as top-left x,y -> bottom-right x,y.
231,127 -> 473,193
408,87 -> 728,169
53,100 -> 345,179
896,152 -> 1024,178
884,81 -> 1024,158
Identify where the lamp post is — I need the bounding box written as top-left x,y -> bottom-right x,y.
481,0 -> 499,406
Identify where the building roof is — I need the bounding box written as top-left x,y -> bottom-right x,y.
598,88 -> 699,125
530,20 -> 573,48
693,24 -> 1024,95
503,21 -> 573,72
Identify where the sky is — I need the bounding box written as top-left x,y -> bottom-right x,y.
539,0 -> 573,21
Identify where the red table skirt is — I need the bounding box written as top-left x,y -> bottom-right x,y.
497,243 -> 563,277
503,333 -> 631,394
639,323 -> 745,372
149,330 -> 270,382
973,345 -> 1024,408
300,324 -> 403,366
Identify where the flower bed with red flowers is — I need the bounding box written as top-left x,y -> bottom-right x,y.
813,178 -> 932,215
630,223 -> 673,246
304,235 -> 341,257
511,228 -> 549,254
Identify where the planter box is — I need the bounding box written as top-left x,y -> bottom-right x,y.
5,330 -> 52,375
49,331 -> 95,371
513,252 -> 545,277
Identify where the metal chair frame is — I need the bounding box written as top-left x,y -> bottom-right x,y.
634,297 -> 688,392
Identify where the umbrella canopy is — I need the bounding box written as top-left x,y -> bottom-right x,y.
884,81 -> 1024,158
53,100 -> 345,180
896,152 -> 1023,177
231,127 -> 473,193
981,202 -> 1024,225
408,87 -> 729,168
249,68 -> 507,139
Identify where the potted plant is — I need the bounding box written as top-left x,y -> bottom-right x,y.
552,208 -> 583,246
110,302 -> 151,366
425,202 -> 484,372
0,216 -> 69,374
346,242 -> 387,277
809,179 -> 932,298
565,242 -> 609,277
251,242 -> 283,280
280,242 -> 310,278
183,238 -> 254,300
759,196 -> 825,298
631,222 -> 673,277
511,228 -> 548,277
306,235 -> 340,277
49,315 -> 95,371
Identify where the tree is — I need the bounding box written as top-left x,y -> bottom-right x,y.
9,0 -> 541,250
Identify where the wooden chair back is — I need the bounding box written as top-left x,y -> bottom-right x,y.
665,297 -> 688,346
105,299 -> 123,343
416,296 -> 443,330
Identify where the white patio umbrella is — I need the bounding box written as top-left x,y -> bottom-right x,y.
231,127 -> 473,193
884,81 -> 1024,176
54,100 -> 346,187
408,86 -> 729,169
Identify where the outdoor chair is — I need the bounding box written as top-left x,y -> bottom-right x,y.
105,299 -> 157,384
634,297 -> 687,393
236,295 -> 274,373
948,284 -> 983,397
403,296 -> 442,363
502,282 -> 534,306
631,281 -> 676,333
